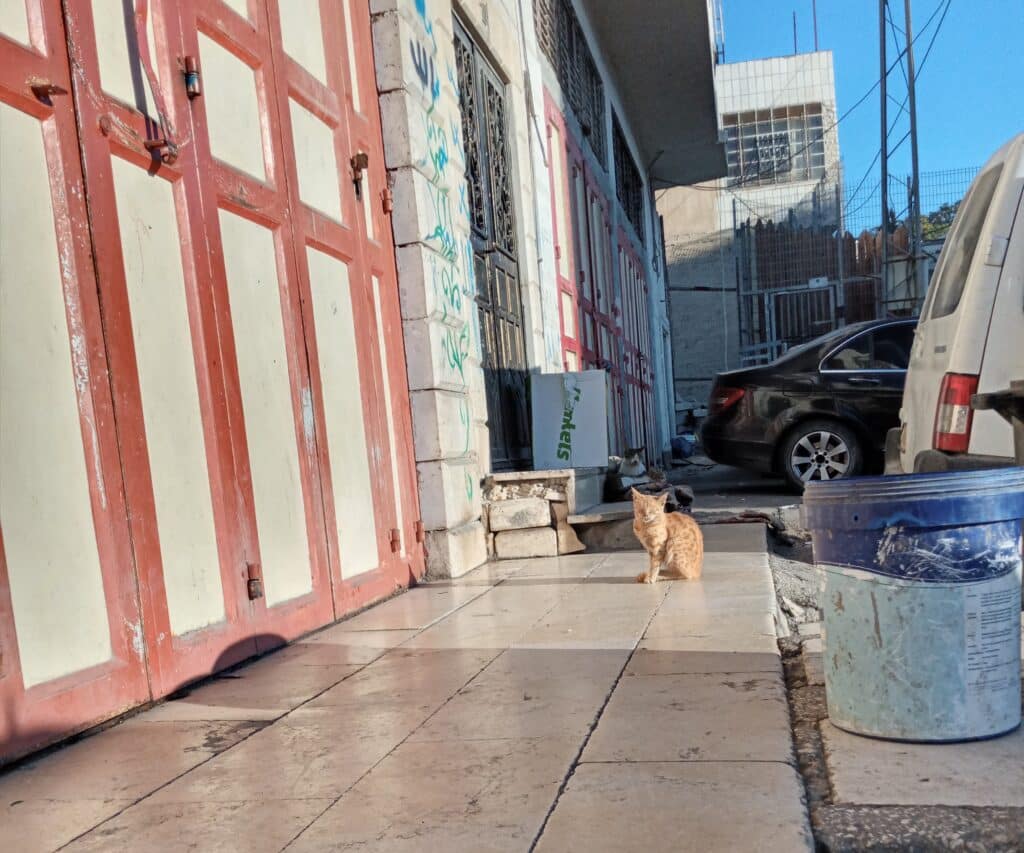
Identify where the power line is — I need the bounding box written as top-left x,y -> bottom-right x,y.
886,0 -> 910,88
843,0 -> 952,220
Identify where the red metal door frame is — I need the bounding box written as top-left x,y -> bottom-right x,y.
0,0 -> 151,758
618,229 -> 655,452
545,109 -> 581,371
545,93 -> 626,448
61,0 -> 272,695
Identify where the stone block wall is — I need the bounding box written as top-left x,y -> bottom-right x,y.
372,0 -> 487,578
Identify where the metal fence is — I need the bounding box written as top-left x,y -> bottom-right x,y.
730,167 -> 977,363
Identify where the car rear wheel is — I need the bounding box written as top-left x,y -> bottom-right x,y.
781,420 -> 862,490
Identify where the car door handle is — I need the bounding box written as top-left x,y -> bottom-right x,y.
847,377 -> 882,385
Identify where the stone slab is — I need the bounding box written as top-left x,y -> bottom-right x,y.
701,522 -> 768,553
822,721 -> 1024,807
535,762 -> 813,852
0,720 -> 258,802
626,649 -> 783,677
568,501 -> 634,525
583,673 -> 793,763
337,583 -> 486,631
487,497 -> 552,531
494,526 -> 558,559
288,737 -> 580,852
551,501 -> 585,555
64,798 -> 331,853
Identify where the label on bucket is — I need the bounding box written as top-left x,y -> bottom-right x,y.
965,568 -> 1022,724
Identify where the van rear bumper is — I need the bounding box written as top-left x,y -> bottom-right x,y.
912,449 -> 1016,473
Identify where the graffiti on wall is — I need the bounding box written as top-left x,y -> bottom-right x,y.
407,0 -> 480,494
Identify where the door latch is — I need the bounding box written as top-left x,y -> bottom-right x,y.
389,527 -> 401,553
350,152 -> 369,200
28,78 -> 68,103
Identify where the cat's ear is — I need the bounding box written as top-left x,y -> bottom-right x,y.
630,488 -> 641,500
657,492 -> 669,506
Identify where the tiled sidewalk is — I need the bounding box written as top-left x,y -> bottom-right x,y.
1,524 -> 812,852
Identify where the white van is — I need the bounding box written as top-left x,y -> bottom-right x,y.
889,132 -> 1024,473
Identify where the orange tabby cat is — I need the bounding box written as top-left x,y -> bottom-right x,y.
631,489 -> 703,584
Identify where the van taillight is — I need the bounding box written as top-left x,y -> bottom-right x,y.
933,373 -> 979,453
710,387 -> 745,416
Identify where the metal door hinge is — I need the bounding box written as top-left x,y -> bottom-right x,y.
181,55 -> 202,99
246,562 -> 264,600
351,151 -> 369,200
382,186 -> 394,214
389,528 -> 401,553
414,520 -> 425,543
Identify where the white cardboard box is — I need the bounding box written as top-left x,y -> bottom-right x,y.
531,371 -> 609,470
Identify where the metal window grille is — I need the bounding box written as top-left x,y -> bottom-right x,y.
723,103 -> 826,187
533,0 -> 606,166
454,19 -> 532,470
613,113 -> 644,243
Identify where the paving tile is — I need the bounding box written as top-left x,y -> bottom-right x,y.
150,707 -> 425,803
288,737 -> 580,852
639,631 -> 780,655
657,583 -> 776,616
701,522 -> 768,553
336,585 -> 489,631
410,671 -> 613,742
401,584 -> 576,651
289,627 -> 419,661
583,673 -> 793,763
64,798 -> 330,853
625,649 -> 782,676
140,660 -> 361,722
480,648 -> 630,683
822,721 -> 1024,807
0,720 -> 259,803
306,647 -> 497,710
535,762 -> 813,853
0,797 -> 133,853
645,607 -> 776,640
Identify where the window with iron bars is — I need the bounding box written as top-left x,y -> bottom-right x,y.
723,103 -> 826,186
532,0 -> 606,167
613,114 -> 644,243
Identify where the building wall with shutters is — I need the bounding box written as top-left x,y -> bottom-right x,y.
525,0 -> 675,460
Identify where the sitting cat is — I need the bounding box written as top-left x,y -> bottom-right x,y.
631,488 -> 704,584
619,447 -> 647,478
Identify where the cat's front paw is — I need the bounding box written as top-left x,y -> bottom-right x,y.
636,572 -> 654,584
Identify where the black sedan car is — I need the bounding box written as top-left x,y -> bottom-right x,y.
701,318 -> 917,489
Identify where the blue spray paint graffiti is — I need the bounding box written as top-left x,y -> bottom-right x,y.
404,0 -> 480,502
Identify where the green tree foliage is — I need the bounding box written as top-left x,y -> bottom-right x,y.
920,200 -> 961,240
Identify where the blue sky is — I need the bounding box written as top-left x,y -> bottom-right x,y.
721,0 -> 1024,212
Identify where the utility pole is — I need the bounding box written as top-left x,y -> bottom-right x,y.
813,0 -> 820,51
793,11 -> 798,54
878,0 -> 889,315
903,0 -> 923,310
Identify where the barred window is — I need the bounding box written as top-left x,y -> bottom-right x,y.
533,0 -> 606,167
613,114 -> 644,243
723,103 -> 826,187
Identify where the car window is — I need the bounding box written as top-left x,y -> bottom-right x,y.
823,325 -> 915,371
926,163 -> 1004,319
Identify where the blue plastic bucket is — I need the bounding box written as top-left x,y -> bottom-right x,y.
804,467 -> 1024,742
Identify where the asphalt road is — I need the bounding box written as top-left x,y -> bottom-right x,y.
670,459 -> 799,514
